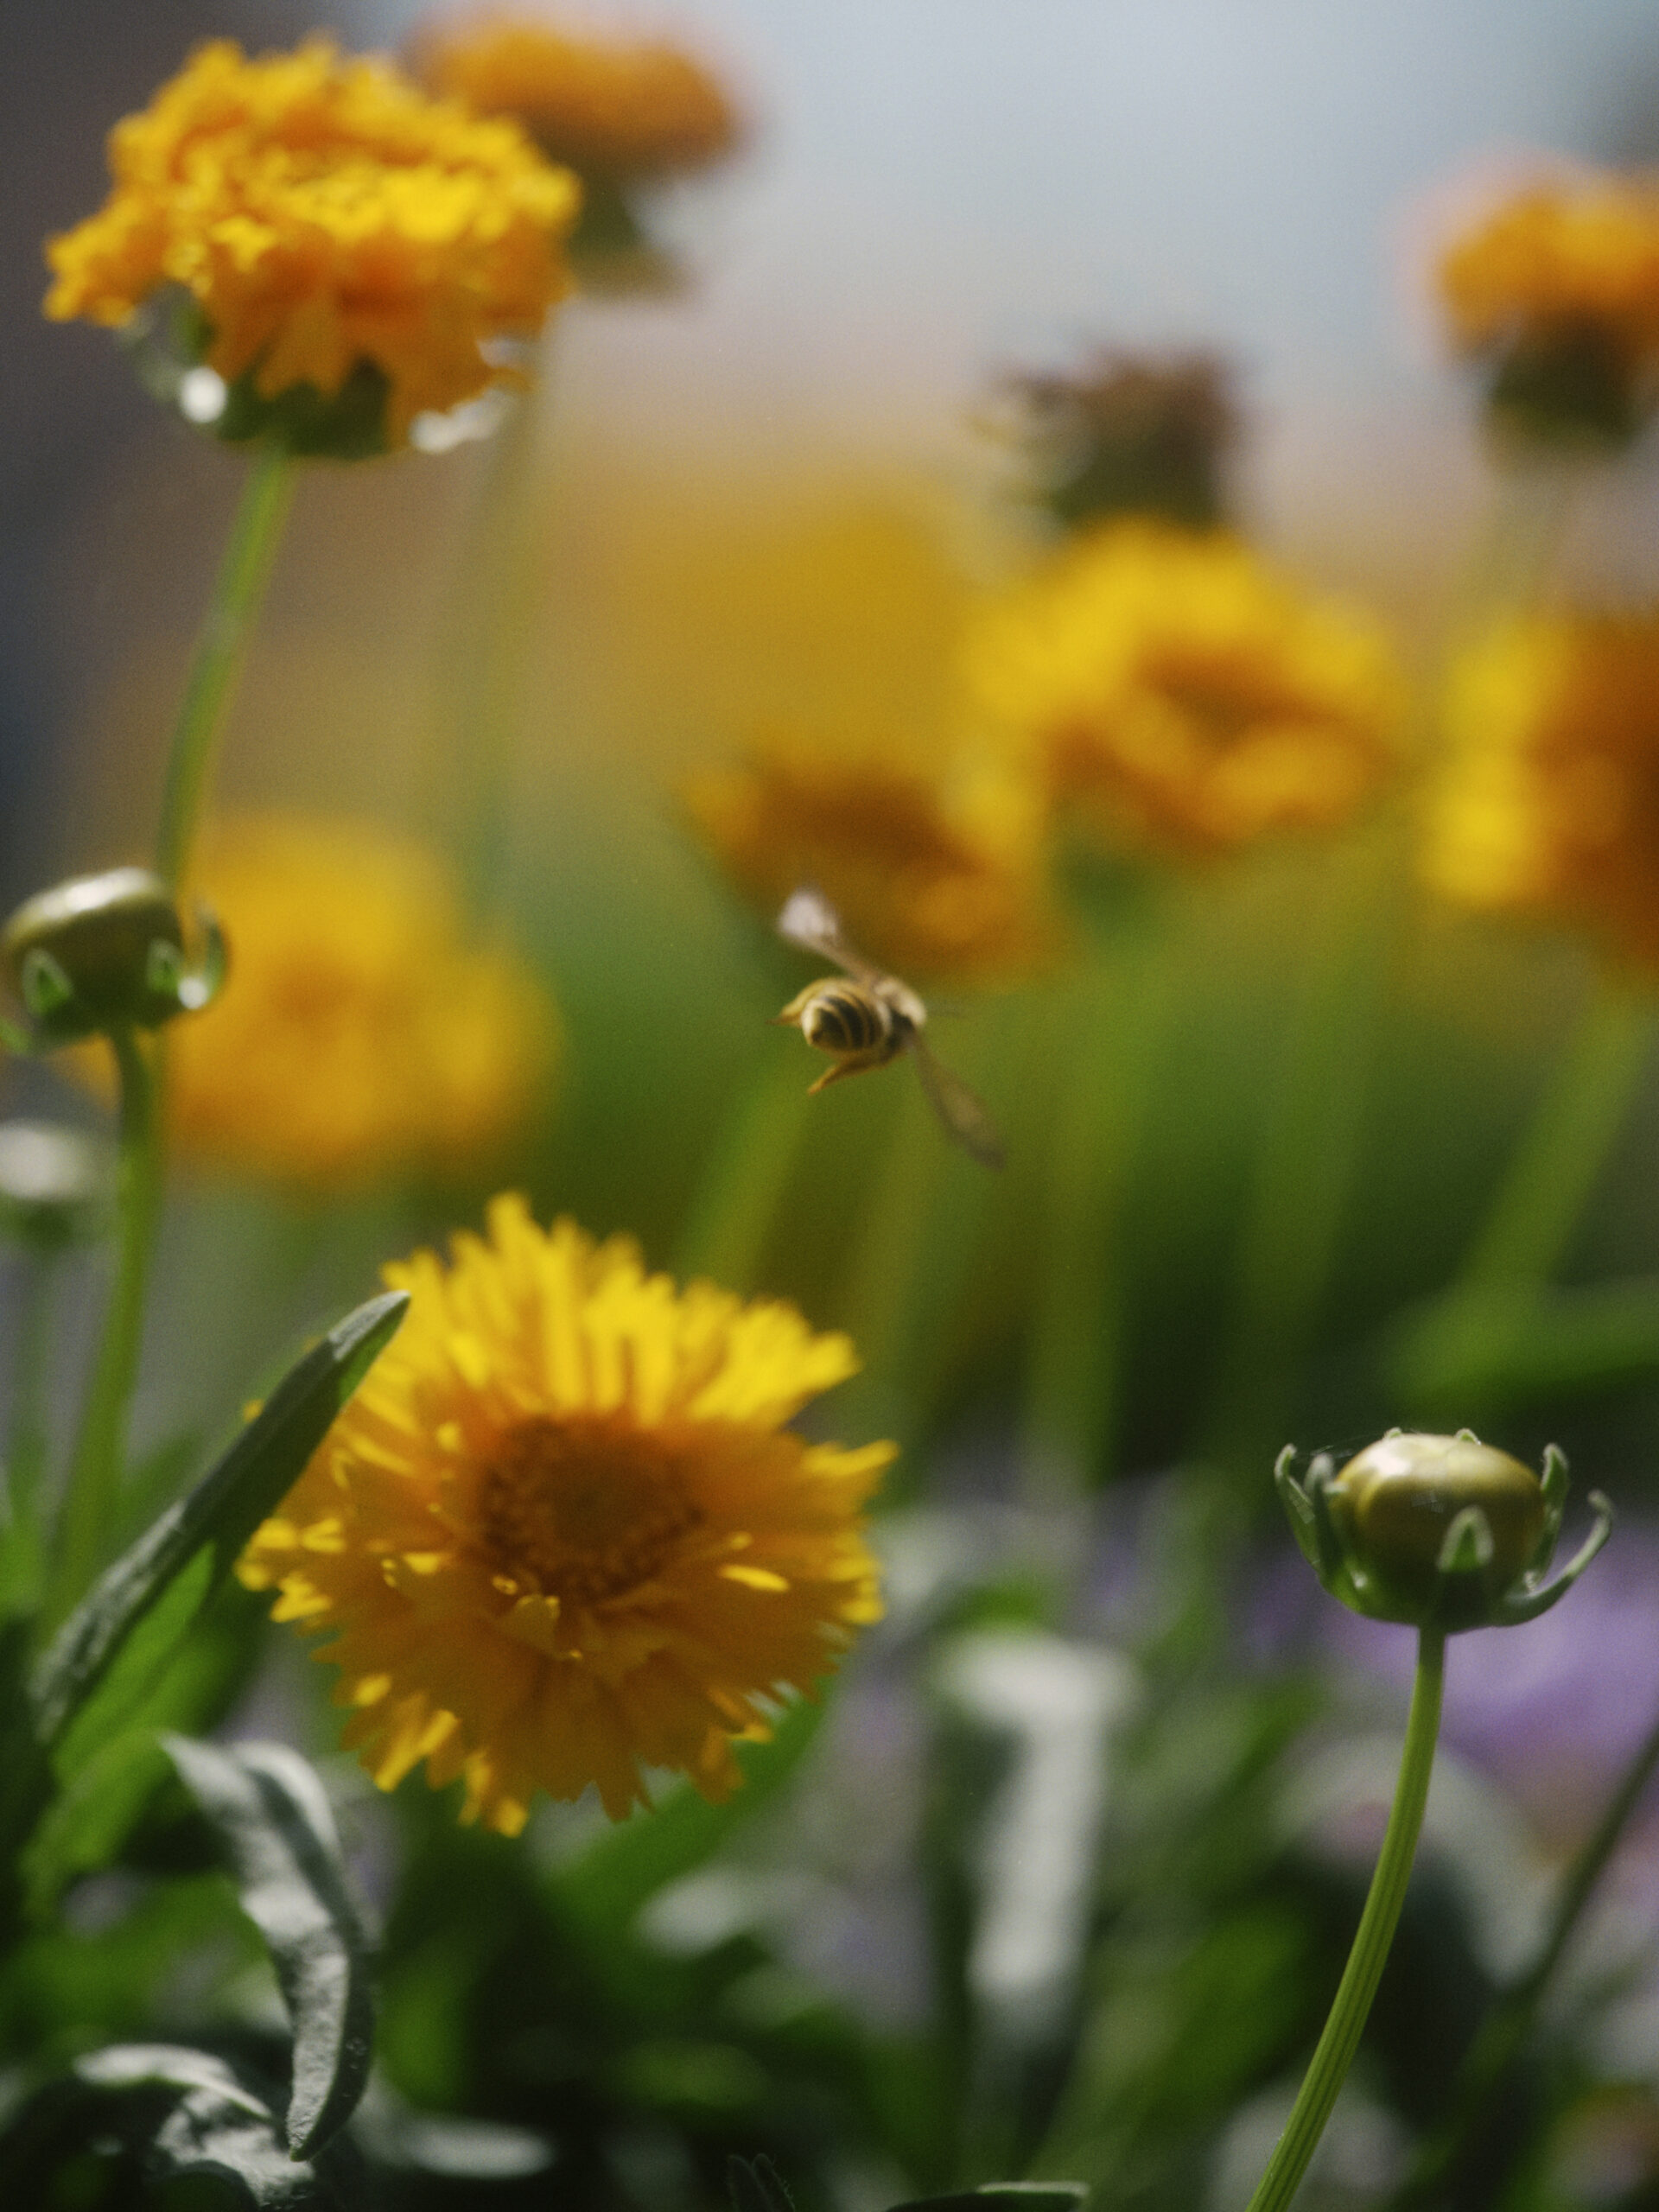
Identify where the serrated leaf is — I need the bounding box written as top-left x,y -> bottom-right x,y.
0,2042 -> 354,2206
163,1737 -> 375,2158
32,1290 -> 407,1770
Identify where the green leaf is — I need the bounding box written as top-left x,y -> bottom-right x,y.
163,1736 -> 375,2159
0,2042 -> 356,2205
887,2190 -> 1090,2212
728,2152 -> 798,2212
552,1694 -> 824,1946
32,1289 -> 407,1770
20,1726 -> 172,1921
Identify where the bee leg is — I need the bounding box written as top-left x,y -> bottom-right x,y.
807,1058 -> 872,1094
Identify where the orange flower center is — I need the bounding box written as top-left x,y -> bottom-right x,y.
477,1418 -> 702,1605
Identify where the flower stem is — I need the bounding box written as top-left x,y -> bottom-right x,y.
674,1050 -> 810,1287
1204,827 -> 1395,1473
1391,1688 -> 1659,2209
154,438 -> 296,891
1020,943 -> 1168,1497
0,1249 -> 59,1618
43,1029 -> 162,1629
1243,1627 -> 1446,2212
1459,974 -> 1655,1292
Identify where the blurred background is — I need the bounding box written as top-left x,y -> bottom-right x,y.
9,6 -> 1659,2209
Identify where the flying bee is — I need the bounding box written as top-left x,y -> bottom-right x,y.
773,887 -> 1004,1168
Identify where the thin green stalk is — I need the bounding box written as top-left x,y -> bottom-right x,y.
1392,1688 -> 1659,2209
1244,1629 -> 1446,2212
439,353 -> 556,917
673,1051 -> 810,1288
1459,976 -> 1654,1292
836,1077 -> 945,1406
0,1250 -> 59,1616
1020,945 -> 1167,1498
1204,830 -> 1396,1471
44,1029 -> 162,1629
155,438 -> 296,890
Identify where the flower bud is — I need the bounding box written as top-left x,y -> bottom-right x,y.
3,868 -> 212,1046
1328,1433 -> 1546,1630
1276,1428 -> 1611,1633
0,1121 -> 113,1251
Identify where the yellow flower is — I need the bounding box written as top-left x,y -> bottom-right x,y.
410,14 -> 744,181
1437,172 -> 1659,444
238,1195 -> 890,1831
1423,611 -> 1659,969
148,815 -> 550,1192
44,38 -> 581,448
684,732 -> 1060,982
963,519 -> 1403,861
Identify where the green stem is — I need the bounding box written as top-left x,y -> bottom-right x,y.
1459,976 -> 1654,1291
0,1250 -> 59,1617
440,353 -> 555,918
1244,1628 -> 1446,2212
154,438 -> 296,890
1020,945 -> 1166,1497
673,1051 -> 810,1288
44,1029 -> 162,1629
1205,832 -> 1395,1471
1392,1688 -> 1659,2209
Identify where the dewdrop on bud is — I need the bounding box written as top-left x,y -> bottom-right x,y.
2,868 -> 225,1048
1276,1428 -> 1612,1633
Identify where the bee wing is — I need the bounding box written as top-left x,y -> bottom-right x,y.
908,1033 -> 1005,1169
776,887 -> 886,988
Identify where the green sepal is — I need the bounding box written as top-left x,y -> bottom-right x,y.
31,1289 -> 408,1769
162,1736 -> 374,2158
214,357 -> 393,461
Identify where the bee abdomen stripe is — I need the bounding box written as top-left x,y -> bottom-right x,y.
804,987 -> 887,1052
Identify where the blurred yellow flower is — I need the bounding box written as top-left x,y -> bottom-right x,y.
1423,611 -> 1659,969
963,519 -> 1403,861
685,733 -> 1058,982
1437,173 -> 1659,444
44,37 -> 580,447
153,816 -> 550,1191
239,1194 -> 890,1831
410,14 -> 744,181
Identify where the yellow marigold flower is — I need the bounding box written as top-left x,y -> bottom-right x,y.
411,14 -> 744,181
963,519 -> 1403,862
238,1194 -> 890,1830
684,733 -> 1060,982
149,815 -> 550,1191
1423,611 -> 1659,969
44,38 -> 581,448
1437,171 -> 1659,446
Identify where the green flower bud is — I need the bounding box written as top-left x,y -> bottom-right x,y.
1276,1428 -> 1611,1633
0,1121 -> 113,1251
3,868 -> 224,1047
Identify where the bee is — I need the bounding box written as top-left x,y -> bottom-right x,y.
773,887 -> 1004,1168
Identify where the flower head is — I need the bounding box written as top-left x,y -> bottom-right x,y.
963,520 -> 1403,862
238,1196 -> 891,1830
1423,610 -> 1659,969
44,38 -> 581,450
685,733 -> 1059,982
410,15 -> 744,182
127,815 -> 551,1192
1436,171 -> 1659,448
989,348 -> 1240,531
